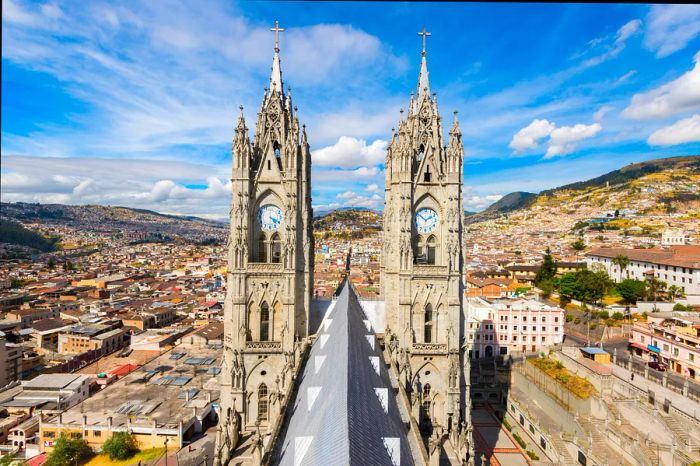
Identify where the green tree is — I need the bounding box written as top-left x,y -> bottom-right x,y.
571,238 -> 586,251
538,279 -> 555,298
612,312 -> 624,320
616,279 -> 647,304
611,254 -> 630,281
646,277 -> 668,302
557,269 -> 612,307
44,435 -> 94,466
535,248 -> 557,286
102,432 -> 139,460
667,285 -> 686,301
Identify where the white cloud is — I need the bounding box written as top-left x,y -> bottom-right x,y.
366,183 -> 380,193
593,105 -> 614,122
623,51 -> 700,120
463,193 -> 503,211
331,191 -> 383,210
545,123 -> 602,158
644,5 -> 700,57
648,114 -> 700,146
581,19 -> 641,68
312,137 -> 387,168
617,70 -> 637,84
509,119 -> 555,153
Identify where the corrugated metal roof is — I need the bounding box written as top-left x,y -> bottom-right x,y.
273,281 -> 414,466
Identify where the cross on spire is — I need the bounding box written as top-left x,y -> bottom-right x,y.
418,26 -> 431,56
271,20 -> 285,51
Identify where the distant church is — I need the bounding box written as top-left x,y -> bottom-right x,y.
215,22 -> 473,466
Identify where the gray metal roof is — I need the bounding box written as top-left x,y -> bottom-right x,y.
273,281 -> 414,466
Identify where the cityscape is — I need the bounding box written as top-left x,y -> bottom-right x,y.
2,2 -> 700,466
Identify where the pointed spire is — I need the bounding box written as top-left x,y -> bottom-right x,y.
237,105 -> 246,130
417,27 -> 431,98
269,20 -> 285,94
450,110 -> 461,136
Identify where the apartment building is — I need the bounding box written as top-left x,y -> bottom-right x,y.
465,296 -> 565,358
586,245 -> 700,295
629,312 -> 700,379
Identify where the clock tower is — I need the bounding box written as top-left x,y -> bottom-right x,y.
381,28 -> 470,452
215,21 -> 313,464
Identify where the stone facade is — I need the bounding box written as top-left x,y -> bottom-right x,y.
381,31 -> 472,458
215,24 -> 314,465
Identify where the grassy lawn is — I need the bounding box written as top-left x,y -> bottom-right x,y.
84,448 -> 167,466
529,357 -> 595,399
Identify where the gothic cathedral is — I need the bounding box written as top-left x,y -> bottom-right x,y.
216,22 -> 314,465
381,28 -> 469,439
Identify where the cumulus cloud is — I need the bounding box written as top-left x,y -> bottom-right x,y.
365,183 -> 380,193
545,123 -> 602,158
648,114 -> 700,146
510,119 -> 601,157
509,119 -> 555,153
312,137 -> 387,168
623,51 -> 700,120
644,5 -> 700,57
463,194 -> 503,211
322,190 -> 383,210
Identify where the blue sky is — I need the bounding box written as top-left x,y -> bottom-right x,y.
2,1 -> 700,219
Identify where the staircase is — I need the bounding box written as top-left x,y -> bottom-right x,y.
550,436 -> 577,466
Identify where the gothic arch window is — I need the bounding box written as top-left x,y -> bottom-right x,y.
258,383 -> 269,422
273,142 -> 282,170
417,144 -> 425,161
257,232 -> 267,262
260,302 -> 270,341
422,383 -> 432,421
424,304 -> 433,343
270,233 -> 282,263
426,235 -> 436,265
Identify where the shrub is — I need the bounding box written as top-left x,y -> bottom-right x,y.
102,432 -> 139,460
605,318 -> 616,327
502,418 -> 512,431
598,310 -> 609,319
555,361 -> 564,370
565,314 -> 574,322
44,435 -> 94,466
589,323 -> 597,330
574,317 -> 581,325
527,450 -> 540,460
611,312 -> 624,320
512,432 -> 527,449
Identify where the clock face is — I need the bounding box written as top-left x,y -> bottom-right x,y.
258,204 -> 283,231
415,207 -> 438,234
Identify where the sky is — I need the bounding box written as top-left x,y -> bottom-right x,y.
2,1 -> 700,220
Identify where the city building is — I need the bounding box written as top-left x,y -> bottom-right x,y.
629,312 -> 700,379
465,297 -> 565,358
586,245 -> 700,295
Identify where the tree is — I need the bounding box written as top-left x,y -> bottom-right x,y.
616,279 -> 647,304
102,432 -> 139,460
646,277 -> 668,302
535,248 -> 557,286
556,269 -> 612,307
571,238 -> 586,251
611,254 -> 630,281
667,285 -> 686,301
612,312 -> 624,320
44,435 -> 94,466
538,279 -> 555,298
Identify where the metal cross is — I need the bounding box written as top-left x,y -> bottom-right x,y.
418,26 -> 431,56
271,20 -> 285,51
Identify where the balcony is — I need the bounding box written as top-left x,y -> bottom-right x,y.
245,341 -> 282,353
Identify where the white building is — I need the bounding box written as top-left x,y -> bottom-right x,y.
586,245 -> 700,296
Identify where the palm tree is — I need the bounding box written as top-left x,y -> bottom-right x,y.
611,254 -> 630,282
646,277 -> 668,302
667,285 -> 686,301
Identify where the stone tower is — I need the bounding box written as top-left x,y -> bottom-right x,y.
215,21 -> 313,465
381,28 -> 468,443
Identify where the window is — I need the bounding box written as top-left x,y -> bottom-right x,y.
690,353 -> 695,362
422,384 -> 432,421
45,432 -> 55,439
542,326 -> 546,331
258,384 -> 269,421
94,430 -> 101,438
270,233 -> 281,263
424,304 -> 433,343
555,317 -> 559,323
673,348 -> 679,357
542,317 -> 546,322
260,302 -> 270,341
424,165 -> 432,183
523,316 -> 527,322
257,233 -> 267,262
663,344 -> 669,352
554,327 -> 559,332
426,236 -> 437,265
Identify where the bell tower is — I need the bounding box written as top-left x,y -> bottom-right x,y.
381,27 -> 469,448
216,21 -> 314,465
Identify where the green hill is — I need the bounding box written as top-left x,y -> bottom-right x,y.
0,220 -> 60,252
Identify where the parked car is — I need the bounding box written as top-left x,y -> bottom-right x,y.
648,361 -> 667,372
